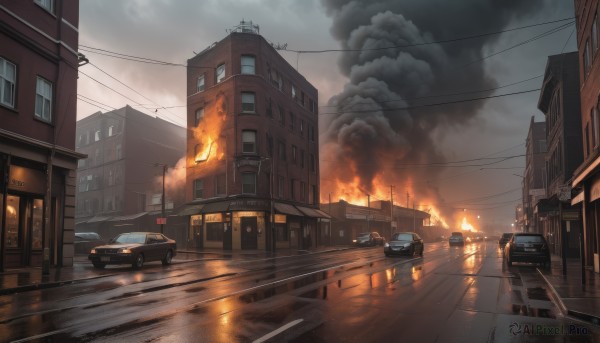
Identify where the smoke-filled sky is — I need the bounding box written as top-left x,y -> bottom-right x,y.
78,0 -> 575,229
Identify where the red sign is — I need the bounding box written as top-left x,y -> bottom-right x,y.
156,218 -> 167,225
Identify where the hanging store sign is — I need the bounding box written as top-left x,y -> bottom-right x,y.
205,213 -> 223,222
9,165 -> 45,194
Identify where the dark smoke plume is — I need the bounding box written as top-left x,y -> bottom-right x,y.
320,0 -> 542,215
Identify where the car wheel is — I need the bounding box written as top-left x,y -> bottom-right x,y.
92,262 -> 106,269
133,253 -> 144,269
162,250 -> 173,266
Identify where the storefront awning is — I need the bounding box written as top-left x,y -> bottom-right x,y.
296,206 -> 331,219
177,204 -> 204,216
571,190 -> 585,206
109,212 -> 148,221
86,216 -> 112,223
202,201 -> 230,213
274,202 -> 303,216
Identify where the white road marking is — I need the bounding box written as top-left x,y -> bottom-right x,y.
253,318 -> 304,343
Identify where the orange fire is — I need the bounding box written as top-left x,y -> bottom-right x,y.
459,216 -> 477,232
190,96 -> 227,169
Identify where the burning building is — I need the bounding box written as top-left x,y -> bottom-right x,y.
182,21 -> 329,251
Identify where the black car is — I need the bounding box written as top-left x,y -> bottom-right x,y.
384,232 -> 424,257
504,233 -> 550,268
353,232 -> 385,247
449,231 -> 465,246
88,232 -> 177,269
499,232 -> 513,247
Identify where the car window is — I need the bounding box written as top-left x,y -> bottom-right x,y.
114,233 -> 147,244
358,233 -> 370,238
514,235 -> 545,243
392,233 -> 413,241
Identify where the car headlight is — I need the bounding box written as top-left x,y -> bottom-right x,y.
384,243 -> 389,248
352,239 -> 357,243
90,248 -> 96,254
118,248 -> 132,254
403,243 -> 411,248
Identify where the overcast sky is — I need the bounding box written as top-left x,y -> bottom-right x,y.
77,0 -> 576,230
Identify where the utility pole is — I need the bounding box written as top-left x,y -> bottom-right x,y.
367,194 -> 371,232
390,186 -> 394,235
406,192 -> 410,208
155,163 -> 168,234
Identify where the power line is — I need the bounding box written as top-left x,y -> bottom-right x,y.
282,17 -> 575,53
319,89 -> 539,116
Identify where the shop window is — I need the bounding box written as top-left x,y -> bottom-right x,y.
31,199 -> 43,250
5,195 -> 19,248
206,222 -> 224,241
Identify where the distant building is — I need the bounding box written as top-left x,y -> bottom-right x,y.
520,117 -> 546,233
75,106 -> 186,242
572,0 -> 600,273
0,0 -> 83,269
536,52 -> 583,258
181,21 -> 328,251
322,200 -> 430,245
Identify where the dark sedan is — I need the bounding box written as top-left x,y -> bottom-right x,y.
384,232 -> 424,257
88,232 -> 177,269
74,232 -> 105,254
353,232 -> 385,247
504,233 -> 550,268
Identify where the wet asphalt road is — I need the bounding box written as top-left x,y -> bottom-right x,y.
0,241 -> 598,342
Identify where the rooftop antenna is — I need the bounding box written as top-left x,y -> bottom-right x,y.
227,19 -> 260,34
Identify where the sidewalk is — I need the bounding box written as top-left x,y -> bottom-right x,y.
538,254 -> 600,326
0,246 -> 351,296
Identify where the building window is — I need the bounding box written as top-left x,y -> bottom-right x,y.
0,58 -> 16,108
292,145 -> 297,164
108,125 -> 114,137
278,175 -> 284,198
195,107 -> 204,126
34,0 -> 53,12
289,112 -> 295,130
241,92 -> 255,113
291,84 -> 296,100
266,97 -> 273,118
279,105 -> 285,125
35,77 -> 52,122
586,124 -> 591,157
278,141 -> 286,160
241,55 -> 255,74
300,181 -> 306,201
94,129 -> 101,141
242,173 -> 256,194
216,64 -> 225,83
216,173 -> 226,196
193,179 -> 204,199
310,153 -> 316,173
300,120 -> 304,137
300,149 -> 305,168
242,130 -> 256,154
197,74 -> 205,92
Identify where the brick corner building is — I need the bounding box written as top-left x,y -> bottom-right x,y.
181,21 -> 329,251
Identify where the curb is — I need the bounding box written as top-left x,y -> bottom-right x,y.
537,268 -> 600,326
